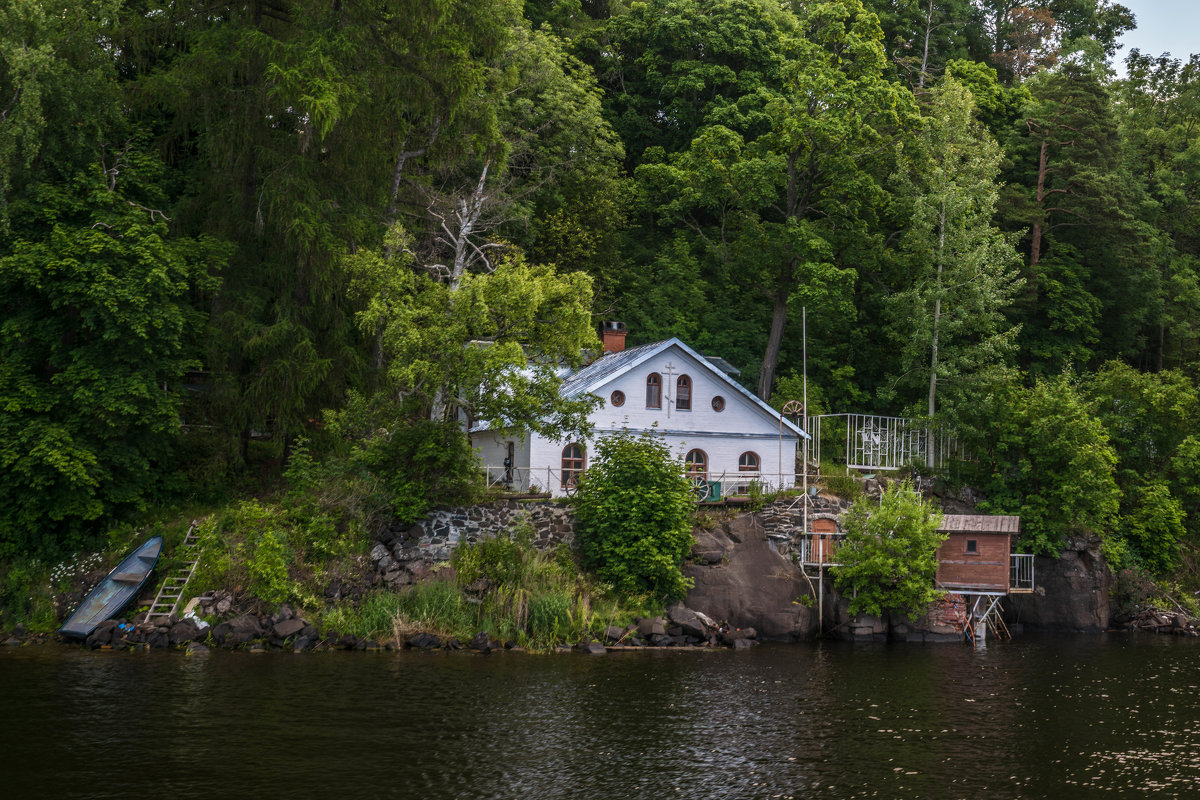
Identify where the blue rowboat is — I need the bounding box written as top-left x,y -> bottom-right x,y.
59,536 -> 164,639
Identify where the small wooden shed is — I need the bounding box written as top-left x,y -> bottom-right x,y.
934,515 -> 1021,594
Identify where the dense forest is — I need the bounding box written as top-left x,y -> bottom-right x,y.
3,0 -> 1200,583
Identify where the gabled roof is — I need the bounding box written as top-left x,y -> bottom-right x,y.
562,338 -> 808,439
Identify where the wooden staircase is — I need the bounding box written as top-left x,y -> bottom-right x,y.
142,521 -> 202,624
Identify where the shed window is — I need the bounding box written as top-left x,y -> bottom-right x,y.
561,444 -> 585,489
738,452 -> 760,472
646,373 -> 662,408
965,539 -> 978,554
676,375 -> 692,410
685,449 -> 707,478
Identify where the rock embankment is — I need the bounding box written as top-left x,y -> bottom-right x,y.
58,599 -> 762,655
1119,608 -> 1200,636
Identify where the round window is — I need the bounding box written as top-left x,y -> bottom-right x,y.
711,395 -> 725,412
611,390 -> 626,407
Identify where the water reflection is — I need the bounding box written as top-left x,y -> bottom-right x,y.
4,635 -> 1200,798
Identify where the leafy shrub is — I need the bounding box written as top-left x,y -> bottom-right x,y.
820,472 -> 862,500
451,524 -> 533,588
833,480 -> 946,620
573,431 -> 696,601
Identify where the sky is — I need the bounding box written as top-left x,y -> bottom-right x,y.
1114,0 -> 1200,67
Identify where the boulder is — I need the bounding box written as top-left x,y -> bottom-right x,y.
168,619 -> 203,645
637,617 -> 666,637
684,514 -> 816,639
1003,537 -> 1113,632
369,543 -> 390,562
272,618 -> 305,638
603,625 -> 626,644
578,642 -> 606,655
407,633 -> 441,649
666,604 -> 709,639
468,631 -> 494,652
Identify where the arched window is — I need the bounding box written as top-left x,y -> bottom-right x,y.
685,449 -> 707,478
646,373 -> 662,408
561,444 -> 585,489
676,375 -> 691,410
738,451 -> 760,472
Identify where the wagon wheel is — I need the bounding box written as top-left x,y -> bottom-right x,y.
563,474 -> 579,496
691,476 -> 710,501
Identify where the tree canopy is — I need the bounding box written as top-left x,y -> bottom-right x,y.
3,0 -> 1200,584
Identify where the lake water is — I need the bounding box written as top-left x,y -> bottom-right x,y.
3,635 -> 1198,799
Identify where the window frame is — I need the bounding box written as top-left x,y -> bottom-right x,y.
684,448 -> 708,479
561,443 -> 586,489
646,373 -> 662,408
738,451 -> 760,472
676,374 -> 692,411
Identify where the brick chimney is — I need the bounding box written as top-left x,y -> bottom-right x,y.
601,320 -> 627,354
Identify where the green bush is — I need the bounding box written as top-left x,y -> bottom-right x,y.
832,480 -> 946,620
820,471 -> 862,500
573,431 -> 696,601
451,525 -> 533,587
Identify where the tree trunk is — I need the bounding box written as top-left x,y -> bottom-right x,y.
758,288 -> 789,401
919,0 -> 934,88
927,201 -> 945,465
1030,136 -> 1049,269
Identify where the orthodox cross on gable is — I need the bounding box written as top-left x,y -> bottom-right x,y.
662,361 -> 677,418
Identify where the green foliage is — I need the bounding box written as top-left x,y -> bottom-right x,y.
820,472 -> 863,501
1120,482 -> 1186,574
883,77 -> 1022,423
832,480 -> 946,619
0,166 -> 223,557
574,432 -> 697,601
451,525 -> 534,588
968,373 -> 1120,555
382,527 -> 656,650
190,496 -> 367,608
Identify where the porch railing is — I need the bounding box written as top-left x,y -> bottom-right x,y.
480,467 -> 794,498
1010,553 -> 1035,592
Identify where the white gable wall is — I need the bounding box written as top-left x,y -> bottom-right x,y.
521,344 -> 799,497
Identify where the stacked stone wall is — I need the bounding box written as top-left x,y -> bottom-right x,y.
378,500 -> 576,563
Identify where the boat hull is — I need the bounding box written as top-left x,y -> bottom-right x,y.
58,536 -> 164,639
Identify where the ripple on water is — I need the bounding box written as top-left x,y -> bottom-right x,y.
4,634 -> 1200,799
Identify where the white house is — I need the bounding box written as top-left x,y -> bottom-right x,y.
470,324 -> 808,499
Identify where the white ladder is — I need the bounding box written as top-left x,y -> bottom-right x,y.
142,521 -> 202,624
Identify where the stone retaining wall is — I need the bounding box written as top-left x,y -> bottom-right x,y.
378,500 -> 577,562
378,493 -> 852,566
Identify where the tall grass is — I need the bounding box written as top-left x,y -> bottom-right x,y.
347,528 -> 663,651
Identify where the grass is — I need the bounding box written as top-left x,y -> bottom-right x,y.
320,529 -> 664,651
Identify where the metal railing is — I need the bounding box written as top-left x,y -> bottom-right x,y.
480,467 -> 794,498
1010,554 -> 1035,592
807,413 -> 963,472
796,533 -> 844,567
